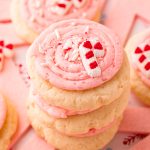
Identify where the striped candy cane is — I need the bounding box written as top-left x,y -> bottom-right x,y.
79,40 -> 105,77
50,0 -> 87,15
134,44 -> 150,77
0,40 -> 14,72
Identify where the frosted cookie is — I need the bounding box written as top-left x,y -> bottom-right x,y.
26,19 -> 129,113
29,111 -> 122,150
0,94 -> 18,150
11,0 -> 105,43
27,85 -> 129,136
125,28 -> 150,106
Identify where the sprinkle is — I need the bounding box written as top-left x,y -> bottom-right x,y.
70,52 -> 78,61
64,52 -> 69,60
54,29 -> 60,39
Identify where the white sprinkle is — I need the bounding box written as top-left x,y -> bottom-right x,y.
70,53 -> 78,61
55,29 -> 60,39
84,26 -> 89,34
72,49 -> 79,55
63,39 -> 72,49
64,52 -> 69,60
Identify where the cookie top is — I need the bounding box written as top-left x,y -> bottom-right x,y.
127,29 -> 150,87
27,19 -> 123,90
0,94 -> 7,129
19,0 -> 103,33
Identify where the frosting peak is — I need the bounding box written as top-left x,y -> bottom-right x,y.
28,19 -> 123,90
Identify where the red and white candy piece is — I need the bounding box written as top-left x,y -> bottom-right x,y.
3,44 -> 14,58
134,44 -> 150,77
79,40 -> 104,77
0,40 -> 14,72
0,49 -> 4,71
51,0 -> 72,16
72,0 -> 86,8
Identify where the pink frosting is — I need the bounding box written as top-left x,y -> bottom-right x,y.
61,119 -> 116,138
0,94 -> 7,129
31,91 -> 97,118
131,39 -> 150,87
19,0 -> 103,33
27,19 -> 123,90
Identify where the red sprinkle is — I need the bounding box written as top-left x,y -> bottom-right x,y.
85,51 -> 94,59
83,41 -> 92,49
135,47 -> 142,53
144,45 -> 150,51
90,61 -> 98,69
139,55 -> 146,63
94,42 -> 103,50
145,62 -> 150,70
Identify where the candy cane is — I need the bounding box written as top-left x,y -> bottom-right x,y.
50,0 -> 72,16
79,40 -> 104,77
72,0 -> 86,8
134,44 -> 150,77
3,44 -> 14,58
0,49 -> 4,71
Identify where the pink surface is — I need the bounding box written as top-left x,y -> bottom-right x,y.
130,135 -> 150,150
119,107 -> 150,134
0,0 -> 11,21
0,23 -> 26,46
28,19 -> 123,90
12,128 -> 54,150
104,0 -> 150,45
0,94 -> 6,129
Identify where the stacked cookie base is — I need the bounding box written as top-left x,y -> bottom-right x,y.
27,55 -> 130,150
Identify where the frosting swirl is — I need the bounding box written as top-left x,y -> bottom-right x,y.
20,0 -> 102,32
28,19 -> 123,90
132,39 -> 150,86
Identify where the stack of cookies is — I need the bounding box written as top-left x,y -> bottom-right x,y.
26,19 -> 130,150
